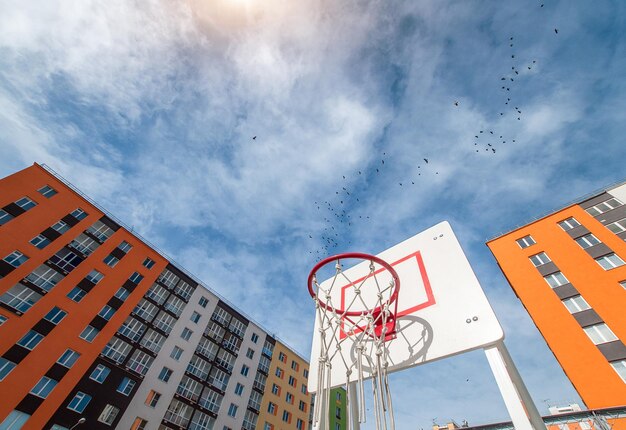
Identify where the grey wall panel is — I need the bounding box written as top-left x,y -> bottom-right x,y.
537,262 -> 559,276
597,340 -> 626,362
573,309 -> 603,328
553,283 -> 580,300
585,243 -> 612,259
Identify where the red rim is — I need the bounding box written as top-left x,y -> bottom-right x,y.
307,252 -> 400,317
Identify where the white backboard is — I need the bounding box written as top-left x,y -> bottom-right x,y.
308,221 -> 504,392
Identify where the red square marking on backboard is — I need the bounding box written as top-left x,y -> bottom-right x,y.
339,251 -> 436,338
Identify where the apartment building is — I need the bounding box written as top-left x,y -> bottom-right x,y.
487,181 -> 626,409
257,342 -> 311,430
0,163 -> 310,430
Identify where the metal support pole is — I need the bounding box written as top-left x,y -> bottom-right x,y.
484,341 -> 547,430
349,381 -> 361,430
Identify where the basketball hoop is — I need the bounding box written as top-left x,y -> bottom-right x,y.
307,252 -> 400,430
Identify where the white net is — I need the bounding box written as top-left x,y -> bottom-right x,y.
309,255 -> 399,430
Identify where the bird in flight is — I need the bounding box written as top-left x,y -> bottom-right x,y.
252,136 -> 257,140
554,28 -> 559,34
423,158 -> 429,163
454,101 -> 459,106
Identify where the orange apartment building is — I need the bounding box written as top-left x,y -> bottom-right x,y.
487,181 -> 626,410
0,163 -> 314,430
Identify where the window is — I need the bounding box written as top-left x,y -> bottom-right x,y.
558,217 -> 581,231
177,376 -> 202,402
127,350 -> 154,375
607,218 -> 626,234
267,402 -> 277,415
336,390 -> 342,400
0,358 -> 17,381
67,287 -> 87,302
529,252 -> 551,267
584,323 -> 618,345
516,235 -> 535,248
164,295 -> 185,317
199,296 -> 209,308
133,299 -> 158,321
181,327 -> 193,341
596,253 -> 625,270
44,307 -> 67,324
275,367 -> 284,378
286,392 -> 294,404
544,272 -> 569,288
143,257 -> 155,269
118,241 -> 133,253
235,383 -> 244,395
299,400 -> 307,412
288,375 -> 296,386
57,349 -> 80,368
38,185 -> 57,198
158,367 -> 173,382
303,368 -> 309,378
103,254 -> 119,267
118,317 -> 146,342
30,234 -> 51,249
71,208 -> 88,220
228,403 -> 238,417
79,325 -> 99,342
199,388 -> 223,413
16,196 -> 37,211
282,410 -> 291,423
70,233 -> 99,256
51,220 -> 70,234
153,311 -> 176,334
301,383 -> 307,394
272,383 -> 280,395
246,348 -> 255,359
264,423 -> 274,430
165,399 -> 193,427
102,337 -> 132,363
26,265 -> 64,291
50,248 -> 82,272
131,418 -> 148,430
98,305 -> 116,321
3,250 -> 29,268
90,364 -> 111,383
86,220 -> 114,242
187,355 -> 211,380
229,318 -> 246,337
175,281 -> 194,301
129,272 -> 143,284
171,346 -> 184,361
115,287 -> 130,300
278,352 -> 287,362
98,404 -> 120,425
145,283 -> 169,305
0,315 -> 6,326
575,234 -> 601,249
208,368 -> 230,391
620,280 -> 626,290
296,418 -> 304,430
0,283 -> 42,313
336,406 -> 342,418
0,411 -> 30,429
17,330 -> 44,350
67,391 -> 92,413
0,209 -> 14,225
562,296 -> 591,314
291,360 -> 299,371
586,198 -> 623,216
117,377 -> 137,395
145,390 -> 161,407
85,269 -> 104,284
611,360 -> 626,383
251,332 -> 259,343
241,364 -> 250,376
191,311 -> 201,323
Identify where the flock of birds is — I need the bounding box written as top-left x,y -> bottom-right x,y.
301,3 -> 559,260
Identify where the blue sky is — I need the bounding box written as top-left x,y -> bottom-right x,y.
1,0 -> 625,428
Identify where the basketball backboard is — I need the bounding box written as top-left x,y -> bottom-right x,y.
308,221 -> 504,392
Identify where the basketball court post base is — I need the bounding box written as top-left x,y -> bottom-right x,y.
484,341 -> 548,430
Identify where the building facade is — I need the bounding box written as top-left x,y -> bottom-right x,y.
487,182 -> 626,409
0,164 -> 311,430
256,342 -> 311,430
